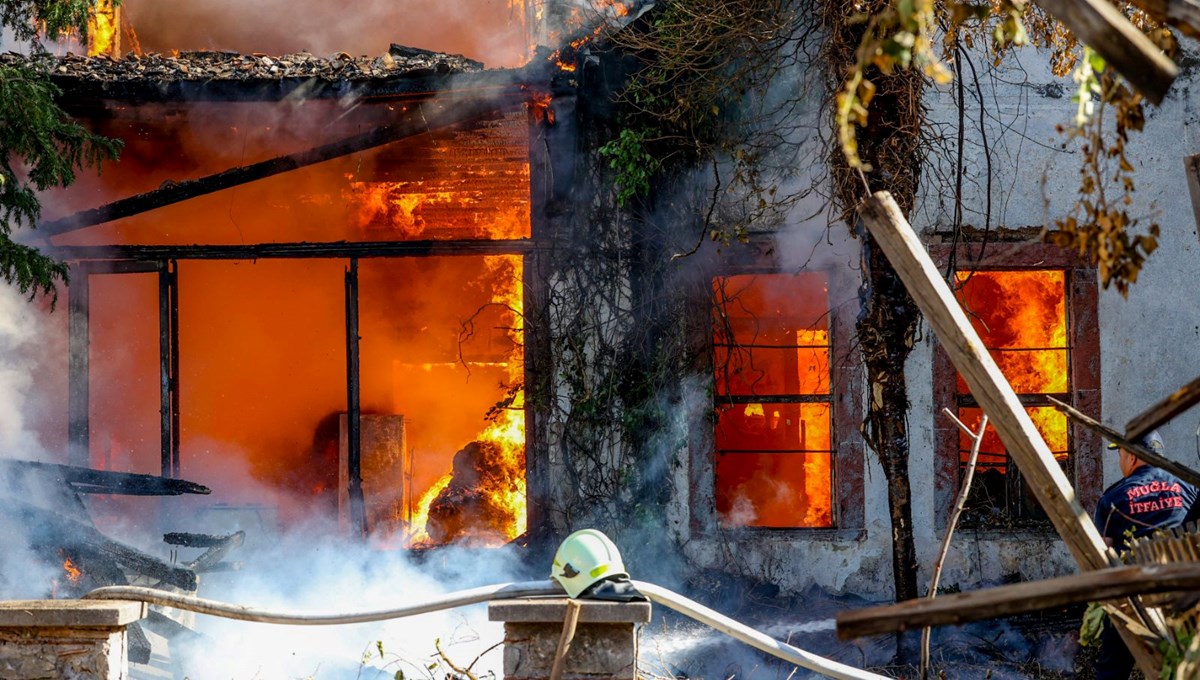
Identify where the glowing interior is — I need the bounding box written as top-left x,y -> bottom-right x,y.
953,270 -> 1070,511
56,103 -> 529,549
712,273 -> 833,529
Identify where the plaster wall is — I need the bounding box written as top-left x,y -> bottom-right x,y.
904,47 -> 1200,592
545,44 -> 1200,602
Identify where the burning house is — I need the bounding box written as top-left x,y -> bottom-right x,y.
4,4 -> 1200,674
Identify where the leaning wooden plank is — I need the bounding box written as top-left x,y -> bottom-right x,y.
1187,154 -> 1200,244
837,562 -> 1200,639
1035,0 -> 1178,104
1126,375 -> 1200,441
1124,0 -> 1200,39
39,95 -> 521,236
860,192 -> 1163,676
1047,396 -> 1200,487
858,191 -> 1110,571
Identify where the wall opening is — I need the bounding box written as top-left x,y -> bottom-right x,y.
952,269 -> 1070,525
711,272 -> 833,528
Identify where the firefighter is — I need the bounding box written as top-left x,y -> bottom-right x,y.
1091,429 -> 1198,679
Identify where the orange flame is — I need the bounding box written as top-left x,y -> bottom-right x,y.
86,0 -> 119,57
954,270 -> 1068,394
62,556 -> 82,585
712,273 -> 833,528
406,474 -> 453,544
462,255 -> 526,541
954,270 -> 1070,468
530,92 -> 556,125
402,257 -> 525,547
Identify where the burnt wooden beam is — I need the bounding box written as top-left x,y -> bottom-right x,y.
837,562 -> 1200,639
858,191 -> 1110,571
55,239 -> 536,262
184,531 -> 245,573
1048,396 -> 1200,487
41,95 -> 525,236
1126,375 -> 1200,441
5,500 -> 198,591
1035,0 -> 1178,104
163,532 -> 240,548
67,272 -> 90,468
169,259 -> 181,478
345,258 -> 366,539
159,262 -> 172,478
1124,0 -> 1200,39
0,459 -> 211,496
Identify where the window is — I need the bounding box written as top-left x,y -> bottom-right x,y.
931,244 -> 1103,528
711,272 -> 834,528
952,270 -> 1071,524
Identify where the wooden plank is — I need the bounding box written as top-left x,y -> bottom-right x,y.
0,460 -> 211,496
54,239 -> 537,262
39,97 -> 523,236
1187,155 -> 1200,245
1035,0 -> 1178,104
1124,0 -> 1200,39
1047,396 -> 1200,486
837,562 -> 1200,639
858,191 -> 1110,572
1126,374 -> 1200,441
549,599 -> 583,680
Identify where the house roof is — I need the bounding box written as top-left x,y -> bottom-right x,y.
6,44 -> 500,102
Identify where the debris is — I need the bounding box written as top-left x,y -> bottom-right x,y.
836,562 -> 1200,639
0,45 -> 484,84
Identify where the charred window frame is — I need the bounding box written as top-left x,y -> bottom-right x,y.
55,96 -> 551,544
692,249 -> 865,535
931,243 -> 1102,530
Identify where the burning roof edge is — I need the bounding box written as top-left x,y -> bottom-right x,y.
10,43 -> 527,104
16,0 -> 655,104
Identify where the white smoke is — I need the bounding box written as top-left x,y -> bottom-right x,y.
0,285 -> 56,462
162,535 -> 532,679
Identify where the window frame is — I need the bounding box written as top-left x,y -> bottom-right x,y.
689,245 -> 865,535
930,242 -> 1102,530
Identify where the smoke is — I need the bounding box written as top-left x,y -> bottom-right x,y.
161,535 -> 535,679
0,285 -> 61,462
119,0 -> 530,67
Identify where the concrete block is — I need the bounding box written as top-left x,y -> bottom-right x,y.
489,599 -> 649,680
488,599 -> 651,624
0,600 -> 147,680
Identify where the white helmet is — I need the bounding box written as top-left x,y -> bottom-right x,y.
550,529 -> 628,598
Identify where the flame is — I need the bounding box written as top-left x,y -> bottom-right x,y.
87,0 -> 119,57
530,92 -> 556,125
954,270 -> 1068,394
712,273 -> 833,528
45,79 -> 532,550
63,557 -> 83,584
458,255 -> 526,541
406,474 -> 453,544
952,271 -> 1070,475
345,183 -> 457,238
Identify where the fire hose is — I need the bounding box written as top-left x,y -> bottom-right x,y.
86,580 -> 889,680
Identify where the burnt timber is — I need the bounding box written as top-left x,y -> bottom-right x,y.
0,459 -> 210,496
1047,396 -> 1200,487
41,98 -> 527,236
837,562 -> 1200,639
